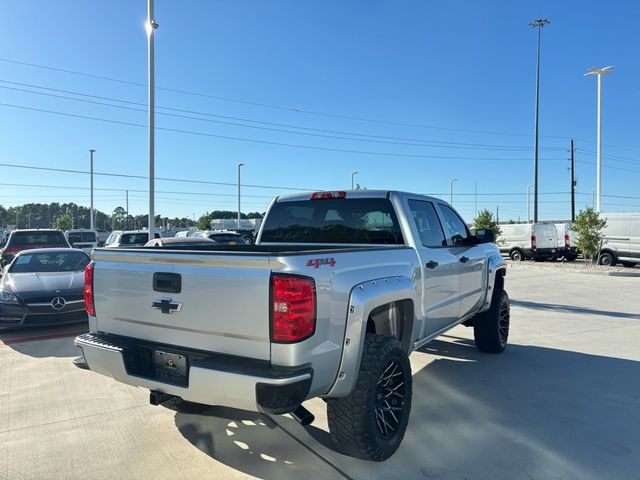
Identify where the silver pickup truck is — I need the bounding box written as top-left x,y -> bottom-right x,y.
75,190 -> 508,461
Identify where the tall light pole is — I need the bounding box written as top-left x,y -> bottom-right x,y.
351,171 -> 358,190
527,184 -> 533,224
237,163 -> 244,229
89,149 -> 95,230
530,18 -> 550,223
146,0 -> 158,241
584,66 -> 615,213
449,178 -> 458,205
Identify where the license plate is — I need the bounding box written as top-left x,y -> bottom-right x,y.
154,350 -> 188,385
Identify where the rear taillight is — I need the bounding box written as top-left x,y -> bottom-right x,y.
84,262 -> 95,315
564,234 -> 570,248
310,191 -> 346,200
3,247 -> 20,255
271,274 -> 316,342
531,234 -> 537,250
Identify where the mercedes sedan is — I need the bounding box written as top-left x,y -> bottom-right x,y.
0,248 -> 90,329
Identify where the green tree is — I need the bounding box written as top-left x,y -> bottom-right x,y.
52,213 -> 73,231
571,207 -> 607,263
472,209 -> 501,238
197,213 -> 211,230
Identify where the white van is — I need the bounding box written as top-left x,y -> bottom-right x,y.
553,223 -> 578,261
65,229 -> 99,254
498,223 -> 559,261
598,213 -> 640,267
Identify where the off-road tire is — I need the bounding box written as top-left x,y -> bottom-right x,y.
326,334 -> 412,461
474,290 -> 510,353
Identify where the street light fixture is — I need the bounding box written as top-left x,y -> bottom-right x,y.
530,18 -> 550,223
237,163 -> 245,230
449,178 -> 458,205
351,171 -> 358,190
584,66 -> 615,213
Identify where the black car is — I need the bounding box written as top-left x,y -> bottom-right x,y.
0,248 -> 90,328
0,229 -> 71,268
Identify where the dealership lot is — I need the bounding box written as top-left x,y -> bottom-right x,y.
1,266 -> 639,480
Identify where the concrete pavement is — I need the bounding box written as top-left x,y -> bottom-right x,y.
1,265 -> 638,479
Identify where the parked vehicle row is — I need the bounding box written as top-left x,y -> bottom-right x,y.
496,214 -> 640,267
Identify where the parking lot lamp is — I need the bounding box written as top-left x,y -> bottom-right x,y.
351,171 -> 358,190
530,18 -> 550,223
237,163 -> 244,230
584,66 -> 615,213
146,0 -> 158,241
449,178 -> 458,205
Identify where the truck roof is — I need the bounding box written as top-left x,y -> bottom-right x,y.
275,190 -> 443,204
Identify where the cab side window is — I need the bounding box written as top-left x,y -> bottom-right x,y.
408,200 -> 447,248
438,204 -> 470,245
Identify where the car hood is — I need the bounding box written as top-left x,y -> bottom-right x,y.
4,271 -> 85,298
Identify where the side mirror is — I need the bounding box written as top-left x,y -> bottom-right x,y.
475,228 -> 495,244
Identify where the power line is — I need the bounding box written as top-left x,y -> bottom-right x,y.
0,102 -> 569,162
0,80 -> 567,152
0,182 -> 273,198
0,163 -> 314,191
0,56 -> 574,139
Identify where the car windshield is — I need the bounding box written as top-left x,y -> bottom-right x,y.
68,232 -> 97,243
10,231 -> 67,247
121,233 -> 152,245
10,251 -> 90,273
207,234 -> 248,244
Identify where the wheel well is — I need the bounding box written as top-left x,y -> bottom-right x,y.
494,269 -> 505,294
366,299 -> 414,353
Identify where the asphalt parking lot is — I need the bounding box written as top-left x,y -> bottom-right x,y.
1,265 -> 639,480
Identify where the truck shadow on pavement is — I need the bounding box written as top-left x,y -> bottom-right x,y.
510,299 -> 640,320
0,325 -> 86,358
174,339 -> 640,480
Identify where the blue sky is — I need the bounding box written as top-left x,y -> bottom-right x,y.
1,0 -> 639,222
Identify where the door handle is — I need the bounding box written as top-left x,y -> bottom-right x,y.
426,260 -> 439,269
459,256 -> 469,264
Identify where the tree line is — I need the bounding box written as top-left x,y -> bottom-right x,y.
0,202 -> 264,232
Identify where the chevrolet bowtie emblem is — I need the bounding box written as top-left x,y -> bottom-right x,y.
151,297 -> 182,314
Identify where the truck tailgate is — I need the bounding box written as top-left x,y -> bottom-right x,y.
92,249 -> 272,360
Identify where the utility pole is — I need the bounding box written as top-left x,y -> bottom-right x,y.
570,139 -> 576,222
125,190 -> 129,230
530,18 -> 550,223
449,178 -> 458,205
237,163 -> 245,230
351,171 -> 358,190
474,182 -> 478,216
146,0 -> 158,241
89,149 -> 95,230
496,206 -> 499,225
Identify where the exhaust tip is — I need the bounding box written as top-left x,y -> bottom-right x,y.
290,405 -> 315,426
